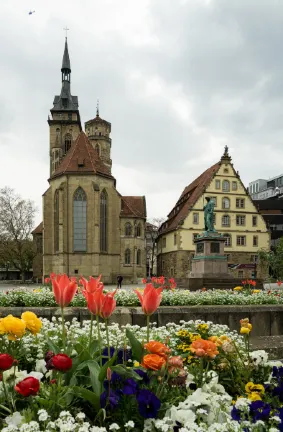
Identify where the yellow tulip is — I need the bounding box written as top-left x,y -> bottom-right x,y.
240,327 -> 250,335
0,315 -> 26,340
21,312 -> 42,335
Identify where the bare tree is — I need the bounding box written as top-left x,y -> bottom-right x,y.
0,187 -> 37,281
146,217 -> 165,277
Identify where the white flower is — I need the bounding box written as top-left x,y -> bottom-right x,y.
5,412 -> 23,426
27,371 -> 43,381
109,424 -> 120,430
270,416 -> 281,423
124,421 -> 135,428
35,359 -> 47,374
235,398 -> 250,409
76,413 -> 86,421
37,409 -> 49,422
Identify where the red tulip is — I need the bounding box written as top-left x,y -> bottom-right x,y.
84,287 -> 104,316
44,277 -> 50,284
142,278 -> 147,284
51,274 -> 77,307
51,354 -> 72,372
15,377 -> 40,397
134,283 -> 163,315
100,291 -> 117,319
83,275 -> 104,293
277,280 -> 282,287
157,276 -> 165,285
0,354 -> 14,371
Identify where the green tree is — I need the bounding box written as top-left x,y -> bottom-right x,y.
258,237 -> 283,280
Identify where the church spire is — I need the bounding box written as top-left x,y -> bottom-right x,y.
61,37 -> 71,83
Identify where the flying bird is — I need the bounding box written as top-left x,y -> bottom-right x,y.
28,10 -> 35,15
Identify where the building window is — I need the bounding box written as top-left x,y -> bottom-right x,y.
125,222 -> 132,236
68,113 -> 72,120
54,190 -> 59,252
222,197 -> 230,209
73,187 -> 87,252
232,181 -> 237,191
252,216 -> 257,227
64,133 -> 72,153
36,236 -> 43,254
224,234 -> 231,247
236,215 -> 246,226
236,198 -> 245,208
225,254 -> 230,261
238,270 -> 244,278
136,249 -> 141,265
222,180 -> 230,192
135,223 -> 141,237
193,213 -> 199,224
193,233 -> 198,242
162,237 -> 166,248
95,144 -> 100,156
125,249 -> 131,265
222,215 -> 230,227
174,233 -> 177,245
215,180 -> 220,189
253,236 -> 258,247
100,190 -> 107,252
237,236 -> 246,246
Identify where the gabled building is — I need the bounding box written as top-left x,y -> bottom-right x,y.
33,38 -> 146,283
157,147 -> 270,280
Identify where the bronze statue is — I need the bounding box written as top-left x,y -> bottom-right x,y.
203,197 -> 216,232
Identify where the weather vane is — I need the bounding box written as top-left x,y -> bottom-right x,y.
63,26 -> 69,38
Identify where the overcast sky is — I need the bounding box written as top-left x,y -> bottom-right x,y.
1,0 -> 283,227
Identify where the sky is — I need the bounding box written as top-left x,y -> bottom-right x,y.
1,0 -> 283,227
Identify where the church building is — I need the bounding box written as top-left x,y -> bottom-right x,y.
33,39 -> 146,283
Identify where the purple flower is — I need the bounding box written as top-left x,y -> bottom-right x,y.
231,406 -> 241,422
102,347 -> 115,365
134,368 -> 150,384
100,390 -> 120,410
273,384 -> 283,402
123,378 -> 138,395
136,389 -> 161,418
250,401 -> 271,422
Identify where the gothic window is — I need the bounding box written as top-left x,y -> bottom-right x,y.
137,249 -> 141,265
125,249 -> 131,264
100,190 -> 107,252
64,133 -> 72,153
222,180 -> 230,192
125,222 -> 132,236
222,197 -> 230,209
95,144 -> 100,156
54,190 -> 59,252
73,187 -> 87,252
135,223 -> 141,237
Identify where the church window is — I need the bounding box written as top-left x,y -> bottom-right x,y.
125,222 -> 132,236
135,223 -> 141,237
224,234 -> 232,247
222,180 -> 230,192
64,133 -> 72,153
222,197 -> 230,209
95,144 -> 100,156
137,249 -> 141,265
100,190 -> 107,252
73,187 -> 87,252
54,190 -> 59,252
125,249 -> 131,265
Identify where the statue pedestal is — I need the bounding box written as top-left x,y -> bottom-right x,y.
190,231 -> 231,278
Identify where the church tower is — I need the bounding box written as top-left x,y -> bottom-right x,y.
48,38 -> 82,176
85,105 -> 112,173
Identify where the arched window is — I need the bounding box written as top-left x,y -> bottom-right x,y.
136,249 -> 141,265
222,197 -> 230,209
222,215 -> 230,227
64,133 -> 72,153
224,234 -> 232,247
125,249 -> 131,264
73,187 -> 87,252
222,180 -> 230,192
135,223 -> 141,237
54,190 -> 59,252
125,222 -> 132,236
95,144 -> 100,156
100,190 -> 107,252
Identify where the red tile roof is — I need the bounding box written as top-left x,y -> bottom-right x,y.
121,196 -> 147,218
50,132 -> 114,180
160,162 -> 221,234
32,222 -> 43,234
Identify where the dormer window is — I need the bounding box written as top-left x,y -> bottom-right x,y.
77,158 -> 85,167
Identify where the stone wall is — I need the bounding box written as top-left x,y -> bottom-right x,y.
3,305 -> 283,337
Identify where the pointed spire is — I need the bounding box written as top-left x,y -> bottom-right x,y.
96,99 -> 99,117
61,38 -> 71,72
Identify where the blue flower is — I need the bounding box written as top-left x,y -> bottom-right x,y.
273,366 -> 283,380
136,389 -> 161,418
273,384 -> 283,402
117,348 -> 132,364
103,372 -> 123,390
134,368 -> 150,384
231,406 -> 241,422
250,401 -> 271,423
100,390 -> 120,410
123,378 -> 139,395
102,347 -> 115,365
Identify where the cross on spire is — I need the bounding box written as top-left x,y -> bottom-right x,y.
63,26 -> 69,39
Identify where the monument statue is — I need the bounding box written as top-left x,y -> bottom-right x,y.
203,197 -> 216,232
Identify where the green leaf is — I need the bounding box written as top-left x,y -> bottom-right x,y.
72,386 -> 100,410
88,360 -> 101,394
89,339 -> 100,356
98,352 -> 117,382
46,337 -> 60,354
126,329 -> 143,362
111,364 -> 142,380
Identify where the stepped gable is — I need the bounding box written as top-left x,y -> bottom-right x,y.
50,131 -> 114,179
160,162 -> 221,234
121,196 -> 146,218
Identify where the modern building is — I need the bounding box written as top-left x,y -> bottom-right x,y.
32,38 -> 146,283
249,174 -> 283,200
253,197 -> 283,247
157,147 -> 270,280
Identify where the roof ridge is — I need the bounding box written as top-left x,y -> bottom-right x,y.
123,197 -> 140,217
62,133 -> 81,174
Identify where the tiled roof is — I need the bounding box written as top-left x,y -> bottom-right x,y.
32,222 -> 43,234
160,162 -> 221,234
121,196 -> 146,218
50,132 -> 114,180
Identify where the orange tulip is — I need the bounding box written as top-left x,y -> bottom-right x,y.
51,274 -> 77,307
100,291 -> 117,319
144,341 -> 171,359
134,283 -> 162,315
81,275 -> 104,293
142,354 -> 166,370
277,280 -> 282,287
190,339 -> 219,358
83,288 -> 104,316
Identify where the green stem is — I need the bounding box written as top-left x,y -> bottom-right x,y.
89,313 -> 94,352
146,315 -> 150,343
96,314 -> 102,368
2,376 -> 11,412
105,319 -> 110,360
61,307 -> 65,352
